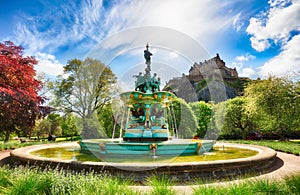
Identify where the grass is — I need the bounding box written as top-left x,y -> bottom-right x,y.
192,175 -> 300,195
223,140 -> 300,156
146,174 -> 176,195
0,166 -> 138,195
0,165 -> 300,195
0,136 -> 81,151
0,141 -> 41,151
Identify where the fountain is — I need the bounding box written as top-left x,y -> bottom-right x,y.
78,44 -> 215,156
9,44 -> 277,181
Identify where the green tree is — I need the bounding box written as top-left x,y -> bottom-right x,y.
52,58 -> 117,138
221,97 -> 255,139
32,113 -> 62,139
189,101 -> 213,137
33,119 -> 51,140
46,113 -> 62,136
294,81 -> 300,132
244,77 -> 299,140
61,114 -> 79,138
97,103 -> 121,138
169,98 -> 197,138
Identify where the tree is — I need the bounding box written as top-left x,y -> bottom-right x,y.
97,103 -> 121,138
33,119 -> 51,140
52,58 -> 117,138
244,77 -> 299,140
189,101 -> 213,137
169,98 -> 197,138
0,41 -> 43,141
46,113 -> 63,136
61,114 -> 79,138
32,113 -> 63,140
221,97 -> 255,139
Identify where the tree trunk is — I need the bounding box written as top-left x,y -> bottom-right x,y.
279,126 -> 286,141
4,131 -> 10,142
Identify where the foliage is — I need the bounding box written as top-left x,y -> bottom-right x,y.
214,77 -> 299,140
195,80 -> 207,91
212,101 -> 226,138
46,114 -> 62,136
170,98 -> 197,138
189,101 -> 213,137
244,77 -> 300,140
225,78 -> 249,93
97,103 -> 121,138
220,97 -> 255,139
0,41 -> 44,142
60,114 -> 79,138
33,119 -> 51,139
33,113 -> 63,139
52,58 -> 117,138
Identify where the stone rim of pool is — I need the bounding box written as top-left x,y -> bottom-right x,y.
10,142 -> 277,181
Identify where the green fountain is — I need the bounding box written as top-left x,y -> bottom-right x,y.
79,44 -> 214,156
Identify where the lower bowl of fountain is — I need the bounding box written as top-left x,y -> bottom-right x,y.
10,141 -> 277,181
79,139 -> 214,155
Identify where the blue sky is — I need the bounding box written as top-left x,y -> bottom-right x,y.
1,0 -> 300,85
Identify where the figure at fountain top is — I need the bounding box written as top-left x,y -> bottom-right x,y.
144,43 -> 152,65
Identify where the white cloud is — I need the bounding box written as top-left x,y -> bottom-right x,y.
13,1 -> 104,55
246,0 -> 300,52
233,13 -> 244,32
245,0 -> 300,79
9,0 -> 246,79
231,53 -> 257,78
235,53 -> 256,62
268,0 -> 292,8
240,68 -> 256,78
249,36 -> 271,52
35,52 -> 64,76
259,34 -> 300,79
103,0 -> 235,44
11,0 -> 237,57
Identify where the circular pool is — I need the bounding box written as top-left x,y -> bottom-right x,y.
10,142 -> 277,181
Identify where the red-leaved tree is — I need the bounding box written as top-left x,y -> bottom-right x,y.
0,41 -> 44,141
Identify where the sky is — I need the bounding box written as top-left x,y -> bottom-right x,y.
1,0 -> 300,88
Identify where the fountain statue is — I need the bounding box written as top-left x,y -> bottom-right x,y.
79,44 -> 214,155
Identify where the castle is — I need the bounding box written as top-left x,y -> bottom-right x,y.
164,54 -> 249,102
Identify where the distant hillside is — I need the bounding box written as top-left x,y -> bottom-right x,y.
163,54 -> 250,103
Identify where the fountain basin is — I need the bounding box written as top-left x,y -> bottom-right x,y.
10,142 -> 277,181
79,139 -> 214,155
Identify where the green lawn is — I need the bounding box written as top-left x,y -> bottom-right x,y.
0,136 -> 80,151
222,140 -> 300,156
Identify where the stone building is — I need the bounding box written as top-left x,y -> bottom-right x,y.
164,54 -> 250,103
